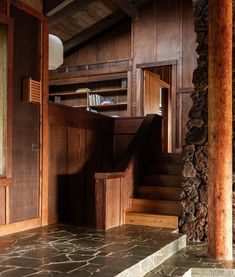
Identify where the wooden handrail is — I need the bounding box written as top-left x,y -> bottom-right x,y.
115,114 -> 162,172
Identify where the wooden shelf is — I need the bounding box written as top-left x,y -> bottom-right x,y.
73,105 -> 87,108
49,91 -> 88,96
89,88 -> 127,95
90,103 -> 127,110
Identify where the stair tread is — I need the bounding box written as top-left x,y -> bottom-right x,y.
125,210 -> 178,217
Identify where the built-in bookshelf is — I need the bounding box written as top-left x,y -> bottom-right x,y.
49,73 -> 129,117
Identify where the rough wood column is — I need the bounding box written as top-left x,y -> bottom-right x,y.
208,0 -> 233,260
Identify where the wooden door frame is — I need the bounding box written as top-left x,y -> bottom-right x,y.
136,60 -> 178,152
0,1 -> 49,236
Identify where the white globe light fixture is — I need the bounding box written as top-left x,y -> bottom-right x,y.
49,34 -> 64,70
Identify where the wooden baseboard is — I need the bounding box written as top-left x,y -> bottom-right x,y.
0,218 -> 41,236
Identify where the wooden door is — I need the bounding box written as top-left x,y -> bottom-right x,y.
144,70 -> 161,115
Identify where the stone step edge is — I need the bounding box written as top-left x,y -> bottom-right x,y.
183,268 -> 235,277
115,234 -> 186,277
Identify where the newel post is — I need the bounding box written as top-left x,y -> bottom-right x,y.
208,0 -> 233,260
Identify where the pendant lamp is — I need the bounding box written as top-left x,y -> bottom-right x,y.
49,34 -> 63,70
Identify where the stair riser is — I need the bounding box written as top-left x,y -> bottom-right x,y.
131,199 -> 181,216
148,164 -> 182,175
142,175 -> 182,187
137,187 -> 183,201
154,153 -> 182,165
125,213 -> 178,228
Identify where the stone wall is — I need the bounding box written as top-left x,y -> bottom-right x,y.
180,0 -> 235,241
180,0 -> 209,241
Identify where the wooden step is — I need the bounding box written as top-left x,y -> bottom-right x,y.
136,186 -> 183,201
148,163 -> 182,175
125,211 -> 178,228
130,198 -> 181,215
142,174 -> 182,187
155,153 -> 182,165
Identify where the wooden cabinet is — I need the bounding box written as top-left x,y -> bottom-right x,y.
49,72 -> 129,117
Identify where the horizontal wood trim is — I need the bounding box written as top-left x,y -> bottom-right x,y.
136,60 -> 178,68
49,72 -> 128,86
0,178 -> 13,186
95,172 -> 125,180
0,218 -> 41,236
49,67 -> 130,81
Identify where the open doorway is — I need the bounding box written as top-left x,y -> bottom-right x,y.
142,65 -> 174,152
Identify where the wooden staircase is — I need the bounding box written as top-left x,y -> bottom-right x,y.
125,153 -> 182,229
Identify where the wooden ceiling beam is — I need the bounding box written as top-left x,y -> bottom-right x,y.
109,0 -> 138,20
64,0 -> 150,55
49,0 -> 96,28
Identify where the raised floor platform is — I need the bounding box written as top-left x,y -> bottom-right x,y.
0,224 -> 185,276
146,242 -> 235,277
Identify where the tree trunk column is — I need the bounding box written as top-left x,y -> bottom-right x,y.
208,0 -> 233,260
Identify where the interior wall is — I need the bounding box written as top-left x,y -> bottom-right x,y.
63,0 -> 197,150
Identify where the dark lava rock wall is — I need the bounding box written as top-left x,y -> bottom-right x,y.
180,0 -> 209,241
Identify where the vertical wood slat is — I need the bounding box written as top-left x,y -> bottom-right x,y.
208,0 -> 233,260
41,18 -> 49,226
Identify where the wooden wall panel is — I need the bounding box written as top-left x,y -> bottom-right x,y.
10,6 -> 40,223
48,125 -> 67,223
62,0 -> 196,150
0,188 -> 6,225
155,0 -> 181,65
181,0 -> 197,88
48,104 -> 116,226
64,20 -> 131,66
66,127 -> 86,223
132,1 -> 157,64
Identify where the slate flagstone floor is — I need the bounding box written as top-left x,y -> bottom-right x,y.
0,224 -> 235,277
0,224 -> 182,277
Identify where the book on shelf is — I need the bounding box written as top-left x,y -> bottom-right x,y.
89,94 -> 106,106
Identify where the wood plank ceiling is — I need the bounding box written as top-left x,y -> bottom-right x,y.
43,0 -> 150,55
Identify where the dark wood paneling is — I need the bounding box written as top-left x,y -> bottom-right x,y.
10,6 -> 40,223
181,0 -> 197,88
62,0 -> 197,149
64,20 -> 131,66
48,125 -> 67,223
0,188 -> 6,225
48,105 -> 116,226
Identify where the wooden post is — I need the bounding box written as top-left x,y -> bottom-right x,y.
208,0 -> 233,260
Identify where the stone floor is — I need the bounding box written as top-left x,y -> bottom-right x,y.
0,224 -> 185,277
146,242 -> 235,277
